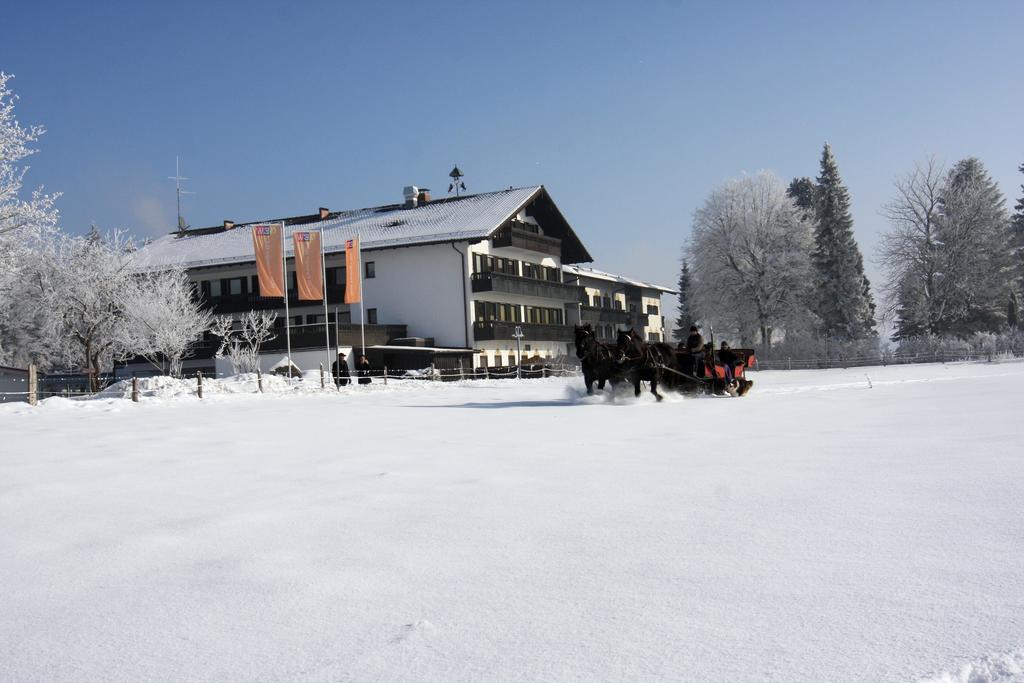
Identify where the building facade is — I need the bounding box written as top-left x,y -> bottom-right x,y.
134,185 -> 674,374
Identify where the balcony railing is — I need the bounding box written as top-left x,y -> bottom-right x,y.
471,271 -> 583,301
473,320 -> 574,342
203,286 -> 346,313
580,305 -> 631,325
193,322 -> 407,358
491,225 -> 561,257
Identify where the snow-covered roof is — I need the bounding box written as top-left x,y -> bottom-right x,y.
562,264 -> 676,295
135,186 -> 591,270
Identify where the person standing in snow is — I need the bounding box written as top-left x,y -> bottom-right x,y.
356,354 -> 372,385
333,352 -> 351,387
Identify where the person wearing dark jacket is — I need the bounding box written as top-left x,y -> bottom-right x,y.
718,341 -> 739,381
356,354 -> 372,385
332,352 -> 350,387
684,326 -> 704,376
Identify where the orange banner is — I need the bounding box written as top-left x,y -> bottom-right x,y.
292,231 -> 323,301
344,237 -> 361,304
251,224 -> 284,298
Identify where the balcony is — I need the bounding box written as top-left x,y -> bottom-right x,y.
580,305 -> 631,326
204,286 -> 346,314
491,224 -> 561,257
473,321 -> 575,343
471,272 -> 583,301
192,322 -> 408,358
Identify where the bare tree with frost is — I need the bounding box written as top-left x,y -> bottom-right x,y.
122,267 -> 213,377
0,73 -> 60,366
211,310 -> 277,374
35,229 -> 138,390
687,172 -> 815,349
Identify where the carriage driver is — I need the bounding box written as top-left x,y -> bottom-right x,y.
683,325 -> 703,376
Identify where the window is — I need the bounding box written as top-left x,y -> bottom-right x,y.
209,280 -> 222,297
628,303 -> 637,313
306,314 -> 322,325
365,261 -> 375,279
646,304 -> 660,315
366,308 -> 377,325
227,278 -> 244,296
479,353 -> 489,367
602,296 -> 611,309
613,299 -> 623,310
591,294 -> 600,307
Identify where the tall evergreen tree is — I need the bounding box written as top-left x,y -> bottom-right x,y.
1012,162 -> 1024,295
811,144 -> 876,340
672,259 -> 696,342
935,157 -> 1013,335
786,177 -> 816,220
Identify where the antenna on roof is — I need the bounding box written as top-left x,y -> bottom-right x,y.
448,164 -> 466,197
168,156 -> 194,233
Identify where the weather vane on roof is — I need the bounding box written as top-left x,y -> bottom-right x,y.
448,165 -> 466,197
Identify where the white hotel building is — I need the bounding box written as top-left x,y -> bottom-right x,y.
135,185 -> 674,374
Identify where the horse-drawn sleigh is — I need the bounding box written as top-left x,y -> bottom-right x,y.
574,324 -> 755,401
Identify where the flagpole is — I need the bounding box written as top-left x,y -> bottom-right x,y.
358,233 -> 365,356
281,221 -> 293,379
320,227 -> 331,382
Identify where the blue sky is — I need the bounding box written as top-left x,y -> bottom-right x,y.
3,0 -> 1023,297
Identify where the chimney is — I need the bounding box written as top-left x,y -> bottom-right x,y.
319,207 -> 330,220
417,188 -> 431,205
403,185 -> 419,208
223,220 -> 235,230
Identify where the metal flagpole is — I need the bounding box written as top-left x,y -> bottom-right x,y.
334,305 -> 341,389
357,233 -> 365,356
281,222 -> 293,378
319,227 -> 331,382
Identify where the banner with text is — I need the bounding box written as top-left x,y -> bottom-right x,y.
251,223 -> 284,298
344,237 -> 361,304
292,231 -> 324,301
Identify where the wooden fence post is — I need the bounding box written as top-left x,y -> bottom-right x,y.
257,368 -> 263,393
383,366 -> 388,385
197,370 -> 203,399
131,376 -> 139,403
430,362 -> 436,381
320,363 -> 325,389
27,363 -> 37,406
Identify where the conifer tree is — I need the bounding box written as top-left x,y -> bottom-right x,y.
786,177 -> 816,220
810,144 -> 876,340
935,157 -> 1013,335
1012,162 -> 1024,295
673,259 -> 695,342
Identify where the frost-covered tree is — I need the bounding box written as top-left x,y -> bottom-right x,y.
933,157 -> 1013,336
212,310 -> 277,374
786,176 -> 816,220
687,172 -> 815,349
0,73 -> 60,366
811,144 -> 876,340
881,157 -> 1015,340
672,259 -> 696,342
879,158 -> 946,340
123,267 -> 213,377
1012,162 -> 1024,294
35,229 -> 138,390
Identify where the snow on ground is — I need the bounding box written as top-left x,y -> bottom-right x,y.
1,362 -> 1023,682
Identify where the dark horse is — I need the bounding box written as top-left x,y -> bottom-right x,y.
574,324 -> 623,395
615,328 -> 676,401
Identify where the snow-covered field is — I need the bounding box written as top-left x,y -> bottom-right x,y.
2,362 -> 1023,682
